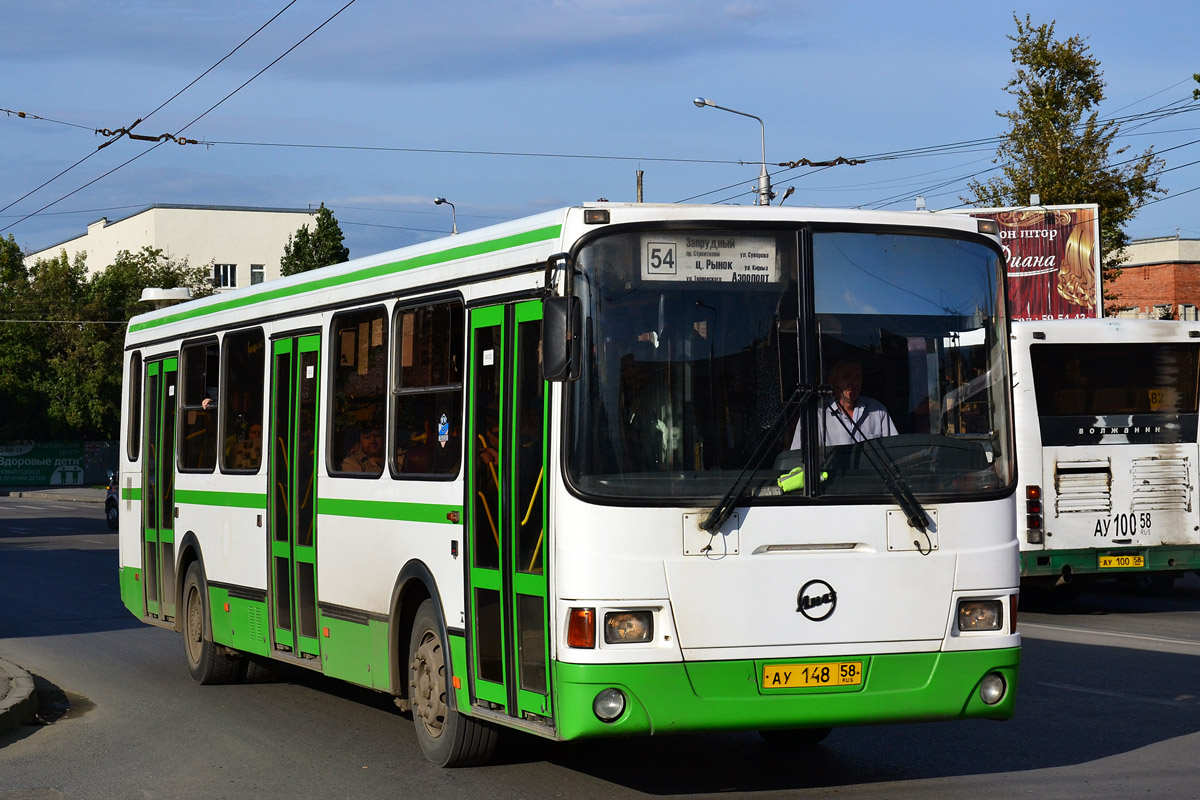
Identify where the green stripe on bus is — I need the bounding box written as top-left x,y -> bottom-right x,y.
175,489 -> 267,509
319,497 -> 461,525
128,224 -> 562,333
121,487 -> 142,501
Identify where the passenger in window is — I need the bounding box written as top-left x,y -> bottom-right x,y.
790,359 -> 897,448
228,422 -> 262,469
341,424 -> 385,473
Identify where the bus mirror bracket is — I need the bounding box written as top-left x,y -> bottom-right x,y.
543,295 -> 581,382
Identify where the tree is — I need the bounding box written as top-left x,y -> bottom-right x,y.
77,247 -> 214,439
967,15 -> 1165,311
280,203 -> 350,276
0,235 -> 43,441
0,245 -> 214,442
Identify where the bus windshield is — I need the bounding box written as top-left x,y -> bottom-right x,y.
567,226 -> 1013,502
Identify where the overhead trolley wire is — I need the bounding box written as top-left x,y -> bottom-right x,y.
1,0 -> 354,234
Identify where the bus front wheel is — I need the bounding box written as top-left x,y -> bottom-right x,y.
408,599 -> 497,767
182,562 -> 242,684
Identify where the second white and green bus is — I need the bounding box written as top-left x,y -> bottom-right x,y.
117,202 -> 1020,766
1013,317 -> 1200,594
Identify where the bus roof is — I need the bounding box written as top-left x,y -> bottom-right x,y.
124,202 -> 992,345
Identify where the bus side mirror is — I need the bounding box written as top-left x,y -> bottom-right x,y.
543,295 -> 581,382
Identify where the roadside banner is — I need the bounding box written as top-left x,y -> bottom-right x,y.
964,204 -> 1101,321
0,441 -> 116,487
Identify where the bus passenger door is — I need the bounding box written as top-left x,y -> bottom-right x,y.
142,357 -> 178,622
268,334 -> 322,660
466,301 -> 552,725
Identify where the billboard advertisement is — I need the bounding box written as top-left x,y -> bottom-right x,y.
965,204 -> 1101,321
0,441 -> 116,487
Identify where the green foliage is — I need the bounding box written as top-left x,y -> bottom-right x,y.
281,203 -> 350,276
0,245 -> 214,441
967,15 -> 1165,312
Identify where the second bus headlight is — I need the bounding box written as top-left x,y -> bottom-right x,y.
604,611 -> 654,643
957,600 -> 1004,632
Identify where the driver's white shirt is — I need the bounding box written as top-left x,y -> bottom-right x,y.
789,397 -> 898,448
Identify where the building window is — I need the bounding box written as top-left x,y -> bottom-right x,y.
214,263 -> 237,288
250,264 -> 265,285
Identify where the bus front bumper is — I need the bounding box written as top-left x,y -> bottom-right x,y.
552,647 -> 1019,741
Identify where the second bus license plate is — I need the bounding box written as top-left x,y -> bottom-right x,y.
763,661 -> 863,689
1099,554 -> 1145,569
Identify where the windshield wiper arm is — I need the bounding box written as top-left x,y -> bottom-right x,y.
700,382 -> 814,533
822,397 -> 929,536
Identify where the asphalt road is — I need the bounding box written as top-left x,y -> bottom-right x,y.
2,496 -> 1200,799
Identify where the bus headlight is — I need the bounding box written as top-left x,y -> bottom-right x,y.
957,600 -> 1003,632
593,688 -> 626,722
604,610 -> 653,643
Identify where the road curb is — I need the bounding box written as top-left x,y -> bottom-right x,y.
0,489 -> 106,504
0,658 -> 39,737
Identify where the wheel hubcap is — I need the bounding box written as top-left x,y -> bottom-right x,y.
186,586 -> 203,664
411,631 -> 446,738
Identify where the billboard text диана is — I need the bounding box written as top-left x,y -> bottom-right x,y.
968,204 -> 1101,321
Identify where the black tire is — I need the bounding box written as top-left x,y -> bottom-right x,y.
408,599 -> 497,767
182,561 -> 242,684
105,502 -> 119,530
759,727 -> 833,747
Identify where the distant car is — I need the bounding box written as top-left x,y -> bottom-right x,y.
105,471 -> 119,530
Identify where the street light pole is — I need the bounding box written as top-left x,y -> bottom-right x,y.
433,197 -> 457,234
693,97 -> 773,206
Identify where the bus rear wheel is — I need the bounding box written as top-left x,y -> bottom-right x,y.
408,599 -> 497,767
182,562 -> 242,684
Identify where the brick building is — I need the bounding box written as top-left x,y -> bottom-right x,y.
1110,236 -> 1200,320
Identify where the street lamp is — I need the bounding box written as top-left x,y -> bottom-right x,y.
693,97 -> 773,206
434,197 -> 457,234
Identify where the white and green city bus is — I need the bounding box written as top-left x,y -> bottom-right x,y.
117,203 -> 1020,766
1012,318 -> 1200,594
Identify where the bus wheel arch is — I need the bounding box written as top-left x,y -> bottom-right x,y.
174,532 -> 205,635
388,560 -> 442,706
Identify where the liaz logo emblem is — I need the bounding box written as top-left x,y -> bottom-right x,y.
797,580 -> 837,621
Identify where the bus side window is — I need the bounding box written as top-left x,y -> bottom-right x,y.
220,328 -> 265,472
393,300 -> 464,479
127,351 -> 143,461
179,340 -> 219,472
330,307 -> 388,477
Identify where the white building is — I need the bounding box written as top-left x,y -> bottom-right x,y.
23,204 -> 317,289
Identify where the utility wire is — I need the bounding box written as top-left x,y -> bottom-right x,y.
0,0 -> 334,233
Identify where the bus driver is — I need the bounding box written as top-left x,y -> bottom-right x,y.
791,358 -> 898,448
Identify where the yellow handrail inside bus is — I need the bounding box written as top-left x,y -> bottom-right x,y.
527,531 -> 543,573
519,467 -> 543,526
476,491 -> 500,547
478,433 -> 499,488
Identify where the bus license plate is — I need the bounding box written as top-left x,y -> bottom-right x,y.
1099,554 -> 1145,569
763,662 -> 863,689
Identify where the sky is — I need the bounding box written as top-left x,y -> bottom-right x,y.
3,1 -> 1198,262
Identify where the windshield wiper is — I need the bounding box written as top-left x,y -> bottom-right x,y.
824,404 -> 931,546
700,382 -> 814,533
